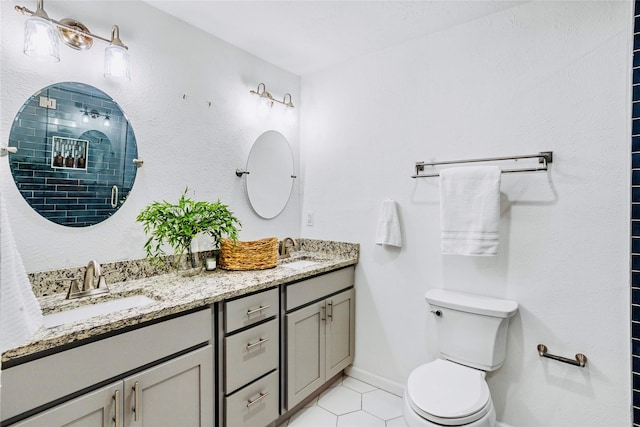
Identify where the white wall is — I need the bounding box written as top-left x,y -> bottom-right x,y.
1,1 -> 301,273
300,2 -> 632,426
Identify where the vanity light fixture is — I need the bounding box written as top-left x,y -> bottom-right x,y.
250,83 -> 295,111
15,0 -> 130,80
80,108 -> 111,126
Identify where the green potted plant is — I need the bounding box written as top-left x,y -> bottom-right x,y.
136,188 -> 241,274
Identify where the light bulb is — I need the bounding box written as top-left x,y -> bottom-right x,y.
82,112 -> 89,123
23,16 -> 59,62
104,44 -> 130,80
284,106 -> 295,127
256,94 -> 272,117
103,115 -> 110,127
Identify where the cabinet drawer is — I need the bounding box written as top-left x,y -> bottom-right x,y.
225,288 -> 278,333
225,370 -> 279,427
225,319 -> 279,393
286,267 -> 354,311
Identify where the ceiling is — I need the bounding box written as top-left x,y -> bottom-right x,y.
143,1 -> 523,76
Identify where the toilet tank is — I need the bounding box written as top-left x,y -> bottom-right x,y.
426,289 -> 518,371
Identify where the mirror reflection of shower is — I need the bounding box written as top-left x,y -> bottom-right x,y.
7,82 -> 138,227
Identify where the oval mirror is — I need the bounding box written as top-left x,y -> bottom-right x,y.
8,82 -> 138,227
245,130 -> 295,219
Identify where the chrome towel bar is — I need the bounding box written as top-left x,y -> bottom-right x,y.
537,344 -> 587,368
411,151 -> 553,178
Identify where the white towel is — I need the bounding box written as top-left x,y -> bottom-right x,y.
439,166 -> 501,256
0,192 -> 43,353
375,199 -> 402,247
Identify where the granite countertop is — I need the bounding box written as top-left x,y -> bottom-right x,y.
2,245 -> 358,365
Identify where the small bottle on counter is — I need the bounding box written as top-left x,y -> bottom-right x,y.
205,257 -> 217,271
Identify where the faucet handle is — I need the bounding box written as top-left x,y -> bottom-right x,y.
96,275 -> 109,290
65,279 -> 81,299
278,240 -> 288,257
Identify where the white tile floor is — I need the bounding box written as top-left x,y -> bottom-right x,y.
279,376 -> 409,427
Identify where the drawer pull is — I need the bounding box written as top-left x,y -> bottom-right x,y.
246,391 -> 270,408
132,381 -> 140,422
247,305 -> 271,316
113,389 -> 121,427
246,337 -> 270,350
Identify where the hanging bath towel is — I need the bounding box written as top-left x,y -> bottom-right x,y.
375,199 -> 402,248
439,166 -> 501,256
0,191 -> 43,353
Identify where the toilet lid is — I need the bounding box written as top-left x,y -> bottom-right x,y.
407,359 -> 491,426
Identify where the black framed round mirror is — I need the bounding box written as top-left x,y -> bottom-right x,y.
8,82 -> 138,227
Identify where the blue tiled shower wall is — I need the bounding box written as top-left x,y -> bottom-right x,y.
8,83 -> 137,227
633,4 -> 640,425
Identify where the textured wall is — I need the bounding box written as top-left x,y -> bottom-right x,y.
1,1 -> 301,272
300,2 -> 631,425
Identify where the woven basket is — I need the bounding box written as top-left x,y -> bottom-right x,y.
218,237 -> 278,270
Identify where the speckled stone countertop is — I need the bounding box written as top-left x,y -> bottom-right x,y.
2,239 -> 358,365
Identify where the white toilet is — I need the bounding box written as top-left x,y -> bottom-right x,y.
403,289 -> 518,427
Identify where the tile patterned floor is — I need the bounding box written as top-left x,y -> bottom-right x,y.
279,376 -> 409,427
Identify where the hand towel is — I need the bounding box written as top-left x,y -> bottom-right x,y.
375,199 -> 402,247
439,166 -> 501,256
0,192 -> 43,353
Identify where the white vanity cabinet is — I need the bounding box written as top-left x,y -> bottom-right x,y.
284,267 -> 355,410
219,288 -> 280,427
2,309 -> 214,427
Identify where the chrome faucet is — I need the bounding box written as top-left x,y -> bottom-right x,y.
279,237 -> 298,258
65,260 -> 110,300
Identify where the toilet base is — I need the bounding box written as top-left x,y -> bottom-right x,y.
403,390 -> 496,427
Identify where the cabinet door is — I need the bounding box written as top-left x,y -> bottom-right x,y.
12,383 -> 123,427
123,345 -> 213,427
326,288 -> 355,379
286,301 -> 326,409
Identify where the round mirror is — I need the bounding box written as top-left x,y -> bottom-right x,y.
8,82 -> 138,227
245,130 -> 295,219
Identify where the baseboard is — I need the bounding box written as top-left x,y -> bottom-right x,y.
344,366 -> 405,397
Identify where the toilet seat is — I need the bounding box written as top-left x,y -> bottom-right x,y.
406,359 -> 491,426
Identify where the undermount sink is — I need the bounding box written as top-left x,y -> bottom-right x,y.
280,259 -> 319,270
43,295 -> 155,328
